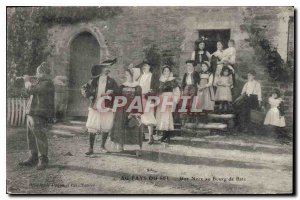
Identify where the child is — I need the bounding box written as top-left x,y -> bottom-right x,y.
221,40 -> 236,66
235,70 -> 262,132
264,88 -> 286,127
196,61 -> 215,112
221,40 -> 236,87
180,60 -> 200,123
215,66 -> 233,113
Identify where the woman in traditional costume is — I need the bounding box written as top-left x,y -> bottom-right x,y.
110,69 -> 144,152
196,61 -> 215,112
191,39 -> 211,66
156,66 -> 180,143
138,62 -> 158,144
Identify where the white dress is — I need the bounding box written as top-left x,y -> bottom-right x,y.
264,97 -> 286,127
86,75 -> 115,133
138,72 -> 157,126
215,76 -> 233,102
156,76 -> 180,131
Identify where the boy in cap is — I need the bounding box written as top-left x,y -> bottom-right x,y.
19,62 -> 55,170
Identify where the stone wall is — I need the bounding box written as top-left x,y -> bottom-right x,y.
46,7 -> 294,126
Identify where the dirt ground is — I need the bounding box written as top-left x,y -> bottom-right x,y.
6,126 -> 293,194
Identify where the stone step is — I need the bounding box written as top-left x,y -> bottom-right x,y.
50,129 -> 75,137
182,122 -> 227,130
68,120 -> 86,126
52,124 -> 86,133
207,113 -> 235,119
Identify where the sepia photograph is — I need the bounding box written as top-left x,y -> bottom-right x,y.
6,6 -> 295,195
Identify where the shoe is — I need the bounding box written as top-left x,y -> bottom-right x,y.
19,154 -> 38,167
159,137 -> 166,143
136,150 -> 142,157
99,147 -> 108,153
148,139 -> 154,145
85,148 -> 94,155
117,144 -> 124,152
242,127 -> 248,133
37,156 -> 48,170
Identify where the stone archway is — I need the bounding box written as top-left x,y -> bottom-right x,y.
65,26 -> 108,117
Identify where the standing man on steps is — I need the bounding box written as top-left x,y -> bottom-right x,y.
19,62 -> 55,170
81,59 -> 119,155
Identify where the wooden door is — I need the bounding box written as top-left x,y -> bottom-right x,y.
67,32 -> 100,117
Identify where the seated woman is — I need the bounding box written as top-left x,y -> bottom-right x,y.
156,66 -> 180,143
110,69 -> 143,153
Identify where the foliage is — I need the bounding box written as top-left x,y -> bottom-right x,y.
241,17 -> 294,81
34,7 -> 122,25
7,7 -> 122,97
143,44 -> 177,74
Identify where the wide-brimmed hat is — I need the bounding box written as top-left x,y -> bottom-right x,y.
90,58 -> 117,78
91,65 -> 104,78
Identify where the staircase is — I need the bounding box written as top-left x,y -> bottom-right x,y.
180,113 -> 235,137
50,120 -> 86,137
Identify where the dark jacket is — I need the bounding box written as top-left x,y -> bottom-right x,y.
81,76 -> 119,108
181,71 -> 200,89
26,78 -> 55,120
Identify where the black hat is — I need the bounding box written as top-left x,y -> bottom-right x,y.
99,58 -> 117,67
91,65 -> 104,78
91,58 -> 118,78
186,60 -> 196,66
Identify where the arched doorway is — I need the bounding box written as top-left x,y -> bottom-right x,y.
67,31 -> 100,117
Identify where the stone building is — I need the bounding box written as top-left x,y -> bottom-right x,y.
46,7 -> 294,126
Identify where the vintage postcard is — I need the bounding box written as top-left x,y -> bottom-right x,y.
6,6 -> 294,194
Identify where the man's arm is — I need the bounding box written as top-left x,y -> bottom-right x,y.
26,80 -> 51,95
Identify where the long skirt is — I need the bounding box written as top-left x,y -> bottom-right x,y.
215,86 -> 232,102
86,107 -> 115,133
110,111 -> 143,148
196,87 -> 215,111
264,107 -> 286,127
156,92 -> 175,131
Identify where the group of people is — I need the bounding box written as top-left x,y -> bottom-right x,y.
80,38 -> 287,155
17,38 -> 287,170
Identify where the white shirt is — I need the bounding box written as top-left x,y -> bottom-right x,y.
241,80 -> 262,101
97,75 -> 107,98
138,72 -> 152,94
186,73 -> 193,85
